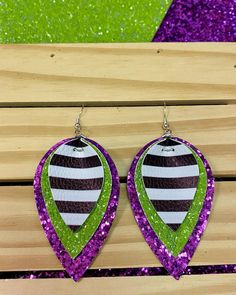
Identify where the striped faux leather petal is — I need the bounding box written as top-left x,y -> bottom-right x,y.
141,138 -> 199,231
48,137 -> 104,232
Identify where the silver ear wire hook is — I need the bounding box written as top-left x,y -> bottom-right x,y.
162,102 -> 172,137
74,105 -> 84,137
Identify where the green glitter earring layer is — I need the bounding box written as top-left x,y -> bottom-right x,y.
34,136 -> 120,281
41,138 -> 112,258
135,139 -> 206,256
127,136 -> 214,279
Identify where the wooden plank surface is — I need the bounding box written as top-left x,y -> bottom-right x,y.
0,182 -> 235,271
0,43 -> 235,293
0,43 -> 235,106
0,275 -> 236,295
0,105 -> 236,181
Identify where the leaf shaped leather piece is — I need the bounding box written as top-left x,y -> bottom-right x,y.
34,136 -> 119,281
127,136 -> 214,279
47,137 -> 106,233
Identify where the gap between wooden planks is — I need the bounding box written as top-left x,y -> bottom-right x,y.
0,275 -> 236,295
0,43 -> 235,106
0,182 -> 235,271
0,105 -> 236,181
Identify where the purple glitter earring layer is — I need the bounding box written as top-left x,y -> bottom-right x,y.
34,137 -> 120,281
127,136 -> 214,279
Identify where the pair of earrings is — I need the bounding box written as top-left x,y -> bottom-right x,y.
34,106 -> 214,281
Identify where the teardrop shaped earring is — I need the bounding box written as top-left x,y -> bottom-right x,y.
34,106 -> 120,281
127,104 -> 214,279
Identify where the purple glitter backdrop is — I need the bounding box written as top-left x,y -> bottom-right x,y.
33,137 -> 120,281
127,136 -> 214,280
154,0 -> 236,42
19,264 -> 236,280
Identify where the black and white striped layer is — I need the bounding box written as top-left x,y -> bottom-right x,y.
141,138 -> 199,231
48,137 -> 104,232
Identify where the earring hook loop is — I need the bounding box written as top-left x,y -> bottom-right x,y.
162,102 -> 172,137
75,105 -> 84,137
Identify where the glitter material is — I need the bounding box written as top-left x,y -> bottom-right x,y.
0,0 -> 172,43
154,0 -> 236,42
127,136 -> 214,280
41,141 -> 112,258
34,137 -> 120,281
1,1 -> 235,43
135,143 -> 207,256
19,264 -> 236,280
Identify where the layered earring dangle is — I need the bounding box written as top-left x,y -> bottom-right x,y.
34,107 -> 120,281
127,104 -> 214,279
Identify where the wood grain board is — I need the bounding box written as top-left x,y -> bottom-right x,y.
0,43 -> 236,106
0,182 -> 235,271
1,275 -> 236,295
0,105 -> 236,181
0,43 -> 235,294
